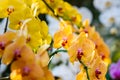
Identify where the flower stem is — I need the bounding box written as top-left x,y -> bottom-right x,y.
42,0 -> 59,18
49,49 -> 67,58
4,18 -> 8,33
78,60 -> 90,80
48,49 -> 67,67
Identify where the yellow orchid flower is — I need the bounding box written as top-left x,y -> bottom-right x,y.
9,7 -> 33,30
9,10 -> 51,49
10,43 -> 54,80
34,0 -> 51,15
0,0 -> 26,18
53,20 -> 75,49
26,32 -> 42,50
77,51 -> 107,80
68,32 -> 95,64
10,60 -> 44,80
40,21 -> 52,45
44,0 -> 82,26
80,20 -> 111,66
88,52 -> 107,80
10,45 -> 44,80
26,19 -> 51,49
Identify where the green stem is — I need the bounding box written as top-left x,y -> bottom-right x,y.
4,18 -> 8,33
49,49 -> 67,58
78,60 -> 90,80
48,56 -> 54,67
48,49 -> 67,67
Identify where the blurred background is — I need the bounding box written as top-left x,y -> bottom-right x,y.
0,0 -> 120,80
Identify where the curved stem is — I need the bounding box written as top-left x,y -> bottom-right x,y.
48,56 -> 54,67
78,60 -> 90,80
4,18 -> 8,33
49,49 -> 67,58
48,49 -> 67,68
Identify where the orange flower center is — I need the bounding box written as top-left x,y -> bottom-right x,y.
77,48 -> 83,60
84,29 -> 88,33
62,37 -> 68,46
22,66 -> 30,76
50,0 -> 54,2
26,36 -> 31,43
14,49 -> 21,60
71,16 -> 76,22
7,6 -> 15,15
18,21 -> 23,26
95,68 -> 101,79
0,42 -> 5,50
100,53 -> 105,60
58,7 -> 63,13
